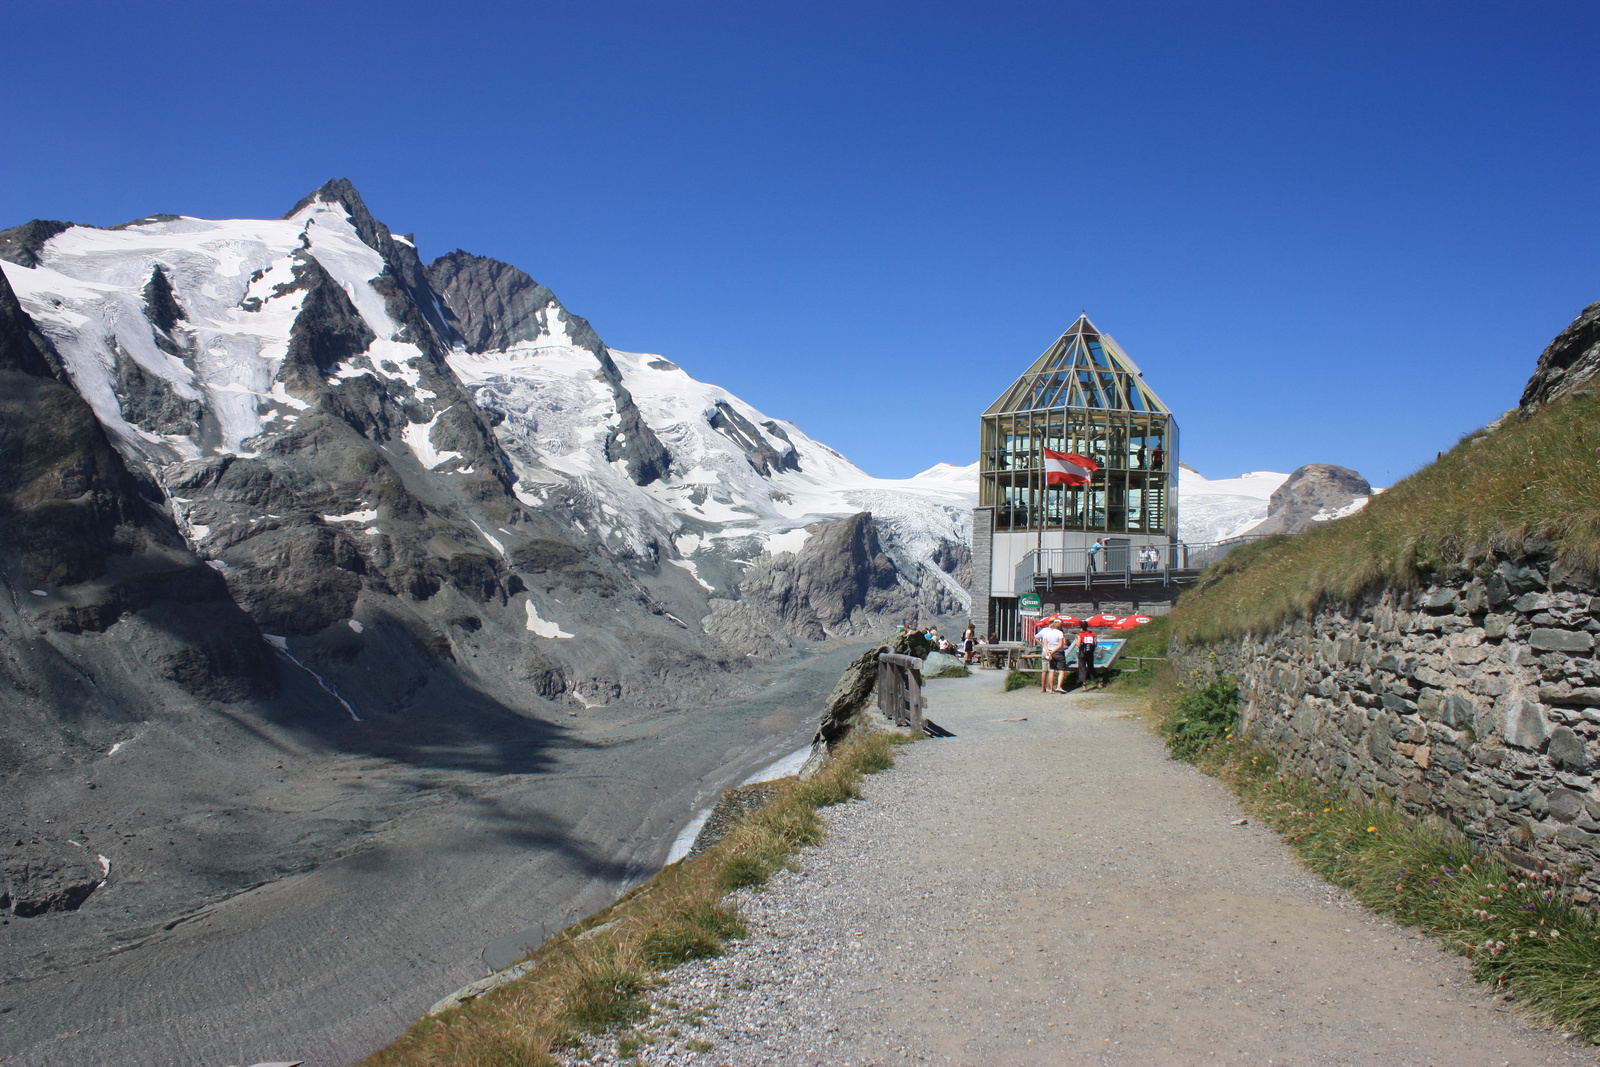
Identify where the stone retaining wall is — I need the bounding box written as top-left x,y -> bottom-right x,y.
1175,549 -> 1600,901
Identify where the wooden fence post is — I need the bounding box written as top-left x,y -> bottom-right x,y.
877,652 -> 926,733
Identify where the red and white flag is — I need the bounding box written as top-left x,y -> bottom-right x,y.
1042,448 -> 1098,486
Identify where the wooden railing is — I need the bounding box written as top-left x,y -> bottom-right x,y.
876,652 -> 926,733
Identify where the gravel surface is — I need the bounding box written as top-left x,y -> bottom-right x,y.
562,672 -> 1598,1066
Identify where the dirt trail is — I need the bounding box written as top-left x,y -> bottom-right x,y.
618,672 -> 1596,1065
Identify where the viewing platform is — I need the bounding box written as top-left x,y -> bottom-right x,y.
1016,536 -> 1263,596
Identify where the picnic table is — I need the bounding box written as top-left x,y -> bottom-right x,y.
975,641 -> 1044,671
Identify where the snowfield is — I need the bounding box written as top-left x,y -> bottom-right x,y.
0,203 -> 442,467
1177,464 -> 1290,543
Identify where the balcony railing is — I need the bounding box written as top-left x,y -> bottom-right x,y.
1013,535 -> 1266,593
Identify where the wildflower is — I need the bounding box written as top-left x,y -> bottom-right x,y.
1368,826 -> 1377,833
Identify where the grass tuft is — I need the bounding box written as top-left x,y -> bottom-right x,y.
639,899 -> 745,967
1004,670 -> 1039,691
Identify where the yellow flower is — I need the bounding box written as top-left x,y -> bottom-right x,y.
1367,826 -> 1377,833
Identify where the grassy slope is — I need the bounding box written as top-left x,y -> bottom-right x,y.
1173,393 -> 1600,644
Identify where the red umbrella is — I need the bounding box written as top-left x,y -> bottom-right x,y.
1041,614 -> 1082,627
1086,613 -> 1118,627
1111,615 -> 1152,630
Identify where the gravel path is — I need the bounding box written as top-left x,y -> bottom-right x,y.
570,672 -> 1597,1066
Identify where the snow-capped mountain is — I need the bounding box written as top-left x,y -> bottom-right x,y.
0,180 -> 975,674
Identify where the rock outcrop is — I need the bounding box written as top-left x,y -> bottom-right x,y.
1520,300 -> 1600,410
1249,464 -> 1371,536
706,513 -> 920,652
0,268 -> 273,700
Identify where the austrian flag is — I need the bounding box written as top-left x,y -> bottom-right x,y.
1043,448 -> 1098,486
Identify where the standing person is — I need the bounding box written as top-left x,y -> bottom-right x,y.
1086,537 -> 1103,574
1037,619 -> 1067,693
962,624 -> 977,665
1076,621 -> 1099,690
1148,545 -> 1161,572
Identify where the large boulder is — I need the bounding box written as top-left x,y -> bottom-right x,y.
3,845 -> 104,917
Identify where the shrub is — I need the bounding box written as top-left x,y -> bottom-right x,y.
1164,674 -> 1238,760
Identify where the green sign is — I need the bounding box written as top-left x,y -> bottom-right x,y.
1018,593 -> 1042,614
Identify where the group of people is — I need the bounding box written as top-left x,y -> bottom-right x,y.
1034,618 -> 1101,693
898,623 -> 994,666
1083,539 -> 1163,573
901,623 -> 978,662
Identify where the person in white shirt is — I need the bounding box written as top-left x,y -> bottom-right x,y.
1037,619 -> 1068,693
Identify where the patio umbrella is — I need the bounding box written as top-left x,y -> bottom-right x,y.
1086,613 -> 1118,627
1111,615 -> 1153,630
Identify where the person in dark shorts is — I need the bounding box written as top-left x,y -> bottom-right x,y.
1075,622 -> 1099,689
1046,620 -> 1070,691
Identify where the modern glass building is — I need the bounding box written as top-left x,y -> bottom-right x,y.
971,314 -> 1179,637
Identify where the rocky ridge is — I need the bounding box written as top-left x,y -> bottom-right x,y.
1520,299 -> 1600,410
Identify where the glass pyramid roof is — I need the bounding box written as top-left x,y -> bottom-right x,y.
984,314 -> 1170,415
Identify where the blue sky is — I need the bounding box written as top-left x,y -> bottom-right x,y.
3,1 -> 1596,484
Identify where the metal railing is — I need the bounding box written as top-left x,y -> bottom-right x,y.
1016,535 -> 1266,589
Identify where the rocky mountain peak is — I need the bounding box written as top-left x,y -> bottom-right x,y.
284,178 -> 456,345
429,250 -> 675,487
428,250 -> 602,357
1252,464 -> 1371,536
1520,299 -> 1600,410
